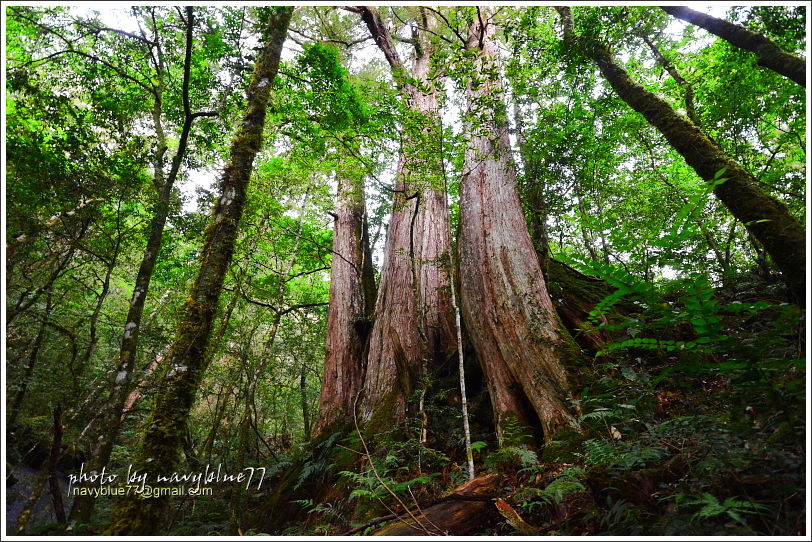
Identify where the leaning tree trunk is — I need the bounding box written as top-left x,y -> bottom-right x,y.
661,6 -> 805,87
558,7 -> 806,306
15,406 -> 65,534
105,7 -> 293,534
8,292 -> 55,427
314,165 -> 376,435
458,8 -> 581,443
357,7 -> 456,431
69,7 -> 219,522
639,33 -> 700,128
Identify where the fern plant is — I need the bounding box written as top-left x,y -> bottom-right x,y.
682,492 -> 768,530
516,467 -> 587,512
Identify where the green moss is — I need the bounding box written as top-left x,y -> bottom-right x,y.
362,388 -> 406,441
541,426 -> 587,463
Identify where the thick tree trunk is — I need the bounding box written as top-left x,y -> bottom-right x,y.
357,8 -> 455,430
458,8 -> 580,442
314,171 -> 376,434
558,7 -> 806,306
105,8 -> 293,534
661,6 -> 806,87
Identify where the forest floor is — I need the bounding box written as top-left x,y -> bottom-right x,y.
6,465 -> 72,535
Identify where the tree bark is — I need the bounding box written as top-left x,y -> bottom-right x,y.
314,169 -> 376,434
458,8 -> 580,442
357,7 -> 456,430
371,474 -> 501,535
661,6 -> 805,87
70,8 -> 218,522
558,7 -> 806,306
105,7 -> 293,534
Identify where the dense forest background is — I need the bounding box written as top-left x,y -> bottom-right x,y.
4,4 -> 808,537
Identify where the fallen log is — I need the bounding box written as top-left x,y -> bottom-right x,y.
371,474 -> 501,536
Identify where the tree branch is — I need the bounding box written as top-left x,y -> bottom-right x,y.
10,8 -> 155,95
425,7 -> 466,45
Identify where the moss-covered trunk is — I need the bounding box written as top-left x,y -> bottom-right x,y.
661,6 -> 805,87
105,7 -> 293,534
357,8 -> 456,431
70,7 -> 218,523
558,8 -> 806,306
458,8 -> 580,443
314,166 -> 376,435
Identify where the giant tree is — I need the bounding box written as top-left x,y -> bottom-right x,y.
457,7 -> 581,441
354,7 -> 456,431
314,154 -> 376,434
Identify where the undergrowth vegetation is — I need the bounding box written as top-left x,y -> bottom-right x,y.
488,262 -> 806,536
246,259 -> 804,536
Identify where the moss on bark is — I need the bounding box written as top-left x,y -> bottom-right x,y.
558,8 -> 805,306
661,6 -> 805,87
105,7 -> 293,535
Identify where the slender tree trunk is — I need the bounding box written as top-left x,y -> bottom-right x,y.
228,313 -> 280,533
8,242 -> 77,325
357,7 -> 455,431
47,406 -> 66,525
661,6 -> 806,87
314,168 -> 376,434
228,406 -> 251,535
637,134 -> 729,274
78,229 -> 122,374
69,8 -> 218,522
575,186 -> 599,262
558,7 -> 806,306
513,102 -> 550,263
458,8 -> 580,442
445,184 -> 475,479
120,353 -> 163,421
16,406 -> 64,534
640,33 -> 701,127
198,236 -> 258,460
202,380 -> 233,463
105,8 -> 293,534
9,293 -> 54,427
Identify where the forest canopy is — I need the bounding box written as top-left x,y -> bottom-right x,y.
4,3 -> 808,537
